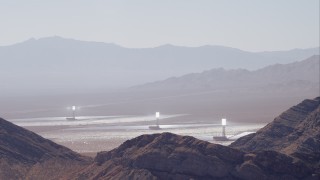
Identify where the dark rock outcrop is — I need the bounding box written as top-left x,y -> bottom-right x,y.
230,97 -> 320,170
74,133 -> 315,179
0,118 -> 90,179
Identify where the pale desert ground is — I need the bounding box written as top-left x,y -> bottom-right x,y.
8,115 -> 265,157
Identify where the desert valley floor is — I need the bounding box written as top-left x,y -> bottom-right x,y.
8,115 -> 265,155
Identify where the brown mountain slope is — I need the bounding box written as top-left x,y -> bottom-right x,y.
73,133 -> 315,180
229,97 -> 320,168
0,118 -> 91,179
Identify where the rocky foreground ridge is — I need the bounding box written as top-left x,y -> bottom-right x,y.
0,97 -> 319,179
230,97 -> 320,168
74,133 -> 316,180
0,118 -> 90,179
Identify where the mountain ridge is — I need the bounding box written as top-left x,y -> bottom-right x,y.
132,55 -> 319,91
3,36 -> 319,52
0,36 -> 318,95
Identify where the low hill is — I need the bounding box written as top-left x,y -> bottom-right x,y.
74,133 -> 315,179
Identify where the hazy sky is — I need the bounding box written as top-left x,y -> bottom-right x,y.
0,0 -> 319,51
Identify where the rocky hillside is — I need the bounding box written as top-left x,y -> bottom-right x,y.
230,97 -> 320,164
73,133 -> 316,179
0,118 -> 90,179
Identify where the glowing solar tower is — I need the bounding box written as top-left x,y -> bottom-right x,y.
213,118 -> 228,141
221,118 -> 226,137
72,106 -> 76,119
156,112 -> 160,126
149,112 -> 161,130
66,106 -> 77,120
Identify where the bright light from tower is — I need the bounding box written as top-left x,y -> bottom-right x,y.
156,112 -> 160,118
222,118 -> 226,126
72,106 -> 76,111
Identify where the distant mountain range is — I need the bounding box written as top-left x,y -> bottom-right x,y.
0,36 -> 318,95
133,55 -> 319,92
115,55 -> 318,123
